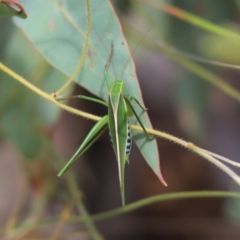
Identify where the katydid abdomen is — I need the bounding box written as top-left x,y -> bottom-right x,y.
109,122 -> 132,156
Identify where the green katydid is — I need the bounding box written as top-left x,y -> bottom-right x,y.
58,43 -> 166,206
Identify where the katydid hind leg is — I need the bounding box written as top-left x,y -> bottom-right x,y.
58,115 -> 108,177
129,96 -> 148,111
124,97 -> 155,140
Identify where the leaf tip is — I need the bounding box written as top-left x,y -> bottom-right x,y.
1,0 -> 27,19
158,174 -> 168,187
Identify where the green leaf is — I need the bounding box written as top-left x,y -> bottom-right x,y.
0,0 -> 27,19
13,0 -> 165,184
0,24 -> 68,158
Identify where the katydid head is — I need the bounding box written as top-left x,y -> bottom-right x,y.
110,80 -> 125,95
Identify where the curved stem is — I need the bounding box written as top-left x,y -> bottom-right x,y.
4,191 -> 240,231
71,191 -> 240,222
54,0 -> 91,97
0,62 -> 100,121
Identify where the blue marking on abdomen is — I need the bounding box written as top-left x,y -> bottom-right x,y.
126,124 -> 132,155
108,122 -> 132,155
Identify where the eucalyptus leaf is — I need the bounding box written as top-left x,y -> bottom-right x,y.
13,0 -> 165,184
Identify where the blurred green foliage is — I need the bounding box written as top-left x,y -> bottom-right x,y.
0,20 -> 67,158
